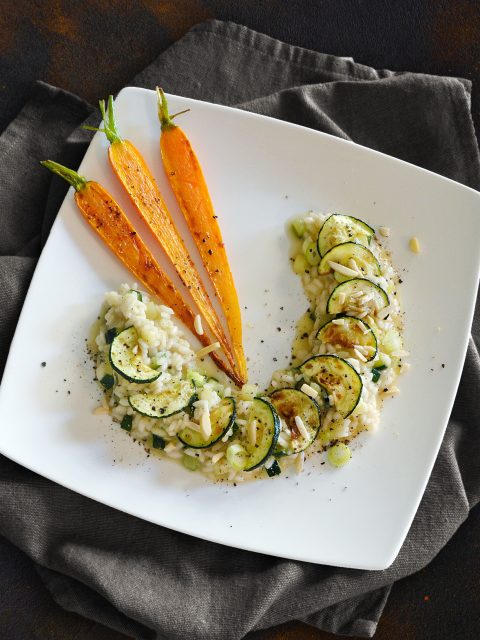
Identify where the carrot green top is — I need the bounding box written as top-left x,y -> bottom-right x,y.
156,87 -> 190,132
83,95 -> 122,145
40,160 -> 87,191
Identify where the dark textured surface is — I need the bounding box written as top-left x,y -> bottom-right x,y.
2,0 -> 480,135
1,1 -> 480,639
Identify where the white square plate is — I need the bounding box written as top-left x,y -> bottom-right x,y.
1,87 -> 479,570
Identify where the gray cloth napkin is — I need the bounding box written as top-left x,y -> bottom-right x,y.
1,20 -> 479,640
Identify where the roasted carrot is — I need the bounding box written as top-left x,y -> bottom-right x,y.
156,89 -> 248,383
91,97 -> 243,385
40,160 -> 244,386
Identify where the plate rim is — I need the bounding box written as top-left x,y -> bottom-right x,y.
0,85 -> 479,570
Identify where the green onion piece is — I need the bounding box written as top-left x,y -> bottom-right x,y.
120,415 -> 133,432
100,374 -> 115,390
293,254 -> 308,275
150,353 -> 166,369
182,453 -> 200,471
186,370 -> 206,387
105,328 -> 118,344
240,383 -> 258,400
226,444 -> 248,471
266,460 -> 282,477
152,434 -> 166,449
327,443 -> 352,468
305,242 -> 320,266
291,219 -> 306,238
129,289 -> 143,301
372,364 -> 387,383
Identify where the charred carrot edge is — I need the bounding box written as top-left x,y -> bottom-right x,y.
94,97 -> 244,385
40,160 -> 244,387
156,88 -> 248,383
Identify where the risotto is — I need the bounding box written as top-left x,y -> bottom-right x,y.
89,212 -> 407,482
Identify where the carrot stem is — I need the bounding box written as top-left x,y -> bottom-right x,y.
99,96 -> 122,144
40,160 -> 87,191
156,87 -> 190,131
81,96 -> 122,143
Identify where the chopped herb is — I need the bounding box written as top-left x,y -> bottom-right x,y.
152,434 -> 166,449
371,365 -> 387,383
265,460 -> 282,477
129,289 -> 143,301
100,374 -> 115,390
120,415 -> 133,431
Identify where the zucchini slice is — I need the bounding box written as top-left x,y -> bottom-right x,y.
177,397 -> 236,448
294,378 -> 329,406
299,355 -> 362,418
317,214 -> 375,256
269,388 -> 321,455
318,242 -> 380,283
326,278 -> 389,316
109,326 -> 161,384
227,398 -> 280,472
244,398 -> 280,471
317,317 -> 377,362
128,380 -> 195,418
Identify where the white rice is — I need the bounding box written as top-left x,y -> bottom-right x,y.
90,212 -> 406,483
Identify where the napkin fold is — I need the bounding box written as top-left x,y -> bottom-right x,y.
1,20 -> 479,640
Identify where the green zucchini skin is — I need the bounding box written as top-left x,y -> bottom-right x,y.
128,380 -> 195,419
178,397 -> 236,449
109,326 -> 161,384
318,241 -> 380,283
244,398 -> 280,471
326,278 -> 389,316
317,214 -> 375,256
294,378 -> 329,406
299,354 -> 363,418
317,317 -> 378,362
269,388 -> 322,455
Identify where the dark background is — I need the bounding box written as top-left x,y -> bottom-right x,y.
1,1 -> 479,638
